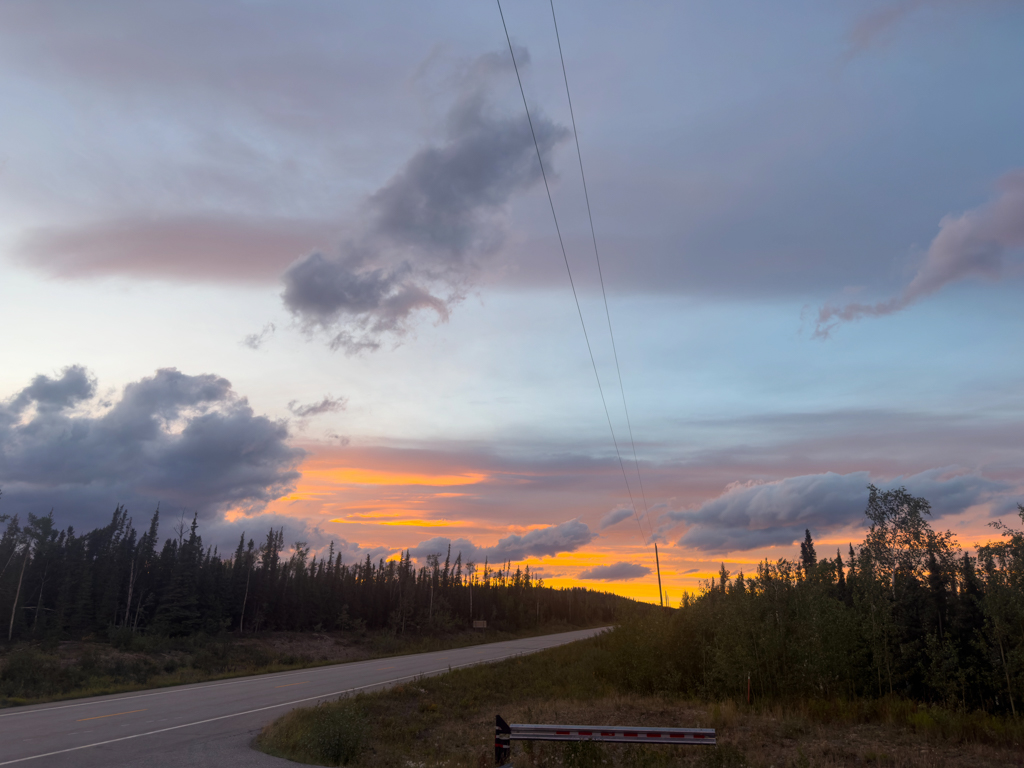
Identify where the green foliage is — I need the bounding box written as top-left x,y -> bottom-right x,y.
0,648 -> 86,698
561,739 -> 603,768
259,700 -> 367,766
0,506 -> 640,650
592,491 -> 1024,718
258,607 -> 1023,768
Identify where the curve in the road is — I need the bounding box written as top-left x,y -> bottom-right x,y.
0,627 -> 606,768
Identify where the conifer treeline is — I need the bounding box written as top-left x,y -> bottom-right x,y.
606,486 -> 1024,716
0,504 -> 632,642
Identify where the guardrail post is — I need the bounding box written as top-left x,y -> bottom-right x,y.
495,715 -> 511,765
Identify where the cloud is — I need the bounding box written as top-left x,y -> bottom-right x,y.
288,394 -> 347,418
281,254 -> 451,353
845,0 -> 928,57
845,1 -> 992,59
406,518 -> 593,564
8,364 -> 96,413
214,516 -> 393,563
669,469 -> 1009,553
18,216 -> 335,283
816,169 -> 1024,336
242,323 -> 275,350
599,506 -> 635,530
578,562 -> 652,581
282,51 -> 568,352
0,366 -> 304,530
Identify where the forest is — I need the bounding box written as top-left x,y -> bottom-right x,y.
3,485 -> 1023,720
0,497 -> 631,644
603,486 -> 1024,717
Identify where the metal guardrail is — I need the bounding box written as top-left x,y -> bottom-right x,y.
495,715 -> 716,763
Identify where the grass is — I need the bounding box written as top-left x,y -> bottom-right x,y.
256,631 -> 1024,768
0,620 -> 597,708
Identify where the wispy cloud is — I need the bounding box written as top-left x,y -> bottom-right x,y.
18,216 -> 335,283
288,395 -> 347,418
599,506 -> 635,530
845,0 -> 927,58
242,322 -> 276,350
816,169 -> 1024,337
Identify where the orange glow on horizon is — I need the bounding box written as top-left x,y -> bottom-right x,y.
303,466 -> 488,487
331,517 -> 467,528
249,446 -> 1023,608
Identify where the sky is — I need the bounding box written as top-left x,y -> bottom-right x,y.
1,0 -> 1023,603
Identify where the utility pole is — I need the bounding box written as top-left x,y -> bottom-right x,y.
655,543 -> 664,608
8,545 -> 29,641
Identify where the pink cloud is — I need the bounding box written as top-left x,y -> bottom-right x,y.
816,169 -> 1024,337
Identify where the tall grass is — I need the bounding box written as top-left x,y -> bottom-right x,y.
257,616 -> 1024,768
0,621 -> 596,707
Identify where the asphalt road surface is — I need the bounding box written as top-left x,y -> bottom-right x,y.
0,628 -> 604,767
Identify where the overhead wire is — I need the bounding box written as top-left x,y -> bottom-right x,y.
548,0 -> 655,542
495,0 -> 648,547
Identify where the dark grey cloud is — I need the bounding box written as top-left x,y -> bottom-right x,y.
0,366 -> 304,531
8,364 -> 96,413
282,52 -> 569,352
816,169 -> 1024,337
281,254 -> 450,353
368,87 -> 562,262
288,395 -> 347,418
669,469 -> 1009,553
599,506 -> 634,530
578,561 -> 652,581
407,518 -> 593,564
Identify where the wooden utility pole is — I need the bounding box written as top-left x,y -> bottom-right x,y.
8,545 -> 29,641
654,543 -> 664,608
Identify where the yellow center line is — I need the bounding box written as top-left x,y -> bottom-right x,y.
274,681 -> 310,688
77,709 -> 146,722
377,665 -> 396,670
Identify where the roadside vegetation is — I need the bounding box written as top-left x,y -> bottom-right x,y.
258,488 -> 1024,767
0,496 -> 640,706
0,621 -> 598,707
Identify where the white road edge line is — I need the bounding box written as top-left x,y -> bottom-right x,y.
0,666 -> 335,718
0,636 -> 561,719
0,654 -> 522,765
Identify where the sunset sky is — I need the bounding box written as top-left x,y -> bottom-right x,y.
2,1 -> 1023,602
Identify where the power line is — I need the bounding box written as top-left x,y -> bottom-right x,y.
495,0 -> 647,547
548,0 -> 655,542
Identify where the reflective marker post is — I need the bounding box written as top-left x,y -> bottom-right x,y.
495,715 -> 512,765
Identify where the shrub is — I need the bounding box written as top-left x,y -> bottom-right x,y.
0,649 -> 86,699
259,699 -> 366,766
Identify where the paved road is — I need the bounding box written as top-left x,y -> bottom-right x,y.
0,628 -> 604,767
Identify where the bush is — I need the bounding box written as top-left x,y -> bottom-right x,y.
0,649 -> 86,699
259,699 -> 366,766
304,702 -> 366,765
